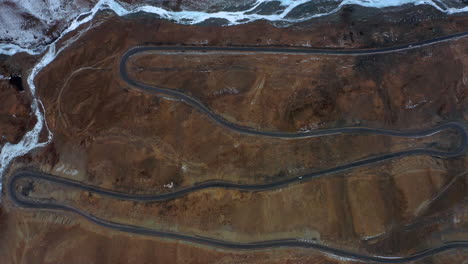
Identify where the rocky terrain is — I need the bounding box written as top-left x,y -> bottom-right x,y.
0,54 -> 35,146
0,2 -> 467,264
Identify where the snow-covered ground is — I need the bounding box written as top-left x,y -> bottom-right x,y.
0,0 -> 97,52
0,0 -> 467,195
1,0 -> 467,51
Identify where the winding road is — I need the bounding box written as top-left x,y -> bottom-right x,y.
9,31 -> 468,262
9,170 -> 468,263
120,31 -> 468,139
10,123 -> 468,201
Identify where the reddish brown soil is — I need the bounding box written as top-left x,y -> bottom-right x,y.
0,53 -> 37,146
0,7 -> 467,264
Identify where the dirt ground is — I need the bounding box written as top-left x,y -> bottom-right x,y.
0,5 -> 467,264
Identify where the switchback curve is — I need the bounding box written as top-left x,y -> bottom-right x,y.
9,170 -> 468,263
8,32 -> 468,262
119,31 -> 468,139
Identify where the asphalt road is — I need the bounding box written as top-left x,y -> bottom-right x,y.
119,31 -> 468,139
9,171 -> 468,263
10,123 -> 467,201
8,32 -> 468,262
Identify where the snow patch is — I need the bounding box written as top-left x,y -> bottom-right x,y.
55,163 -> 79,176
453,214 -> 461,224
213,87 -> 240,96
163,181 -> 174,189
405,99 -> 428,109
2,0 -> 468,51
298,238 -> 318,243
323,252 -> 359,262
0,43 -> 41,56
299,122 -> 321,132
160,95 -> 180,102
361,231 -> 386,241
0,0 -> 96,52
